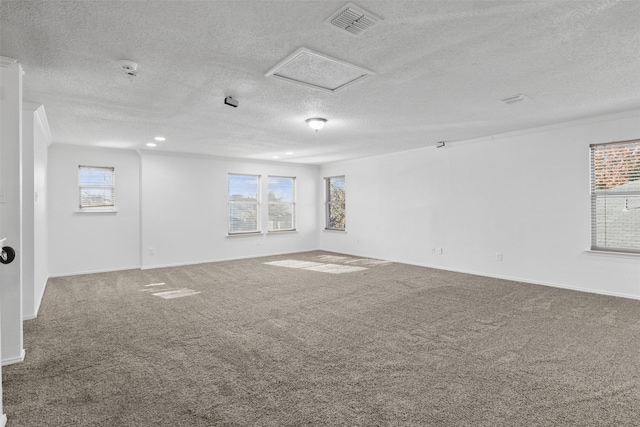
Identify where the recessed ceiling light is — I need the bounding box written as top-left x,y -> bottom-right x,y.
154,136 -> 166,141
272,156 -> 280,159
286,152 -> 294,155
146,142 -> 157,147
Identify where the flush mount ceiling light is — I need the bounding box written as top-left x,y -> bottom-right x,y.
146,142 -> 157,147
154,136 -> 166,141
117,59 -> 138,77
306,118 -> 327,131
266,47 -> 375,93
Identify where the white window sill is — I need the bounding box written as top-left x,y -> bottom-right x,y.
584,250 -> 640,259
226,232 -> 263,237
323,228 -> 346,233
75,208 -> 117,214
267,229 -> 297,234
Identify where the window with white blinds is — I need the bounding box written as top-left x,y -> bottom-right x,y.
590,139 -> 640,253
228,174 -> 261,234
325,175 -> 346,231
268,176 -> 295,232
78,166 -> 115,209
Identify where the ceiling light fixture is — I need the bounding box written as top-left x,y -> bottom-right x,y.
154,136 -> 166,141
306,118 -> 327,131
117,59 -> 138,78
146,142 -> 157,147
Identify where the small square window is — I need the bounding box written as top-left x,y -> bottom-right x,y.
78,166 -> 115,210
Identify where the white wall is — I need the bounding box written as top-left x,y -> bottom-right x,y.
140,151 -> 319,269
48,145 -> 140,276
320,111 -> 640,299
0,59 -> 25,367
22,103 -> 50,319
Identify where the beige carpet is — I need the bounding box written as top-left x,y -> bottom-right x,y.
4,251 -> 640,426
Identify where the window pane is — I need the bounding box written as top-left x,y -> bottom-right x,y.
592,142 -> 640,193
79,167 -> 114,187
268,177 -> 293,203
79,166 -> 115,208
268,176 -> 295,231
80,188 -> 114,207
593,196 -> 640,251
327,202 -> 346,230
228,174 -> 260,234
228,174 -> 259,201
229,203 -> 259,233
268,203 -> 294,230
326,176 -> 346,230
328,176 -> 345,202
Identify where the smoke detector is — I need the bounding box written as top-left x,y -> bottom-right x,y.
118,59 -> 138,77
325,2 -> 382,36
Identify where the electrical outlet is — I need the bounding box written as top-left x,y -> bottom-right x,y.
496,253 -> 503,261
149,247 -> 155,255
438,247 -> 443,255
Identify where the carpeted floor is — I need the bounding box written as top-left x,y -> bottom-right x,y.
4,251 -> 640,426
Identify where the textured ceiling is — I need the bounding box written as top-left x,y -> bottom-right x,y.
1,0 -> 639,164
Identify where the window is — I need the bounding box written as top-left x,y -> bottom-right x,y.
268,176 -> 295,232
228,174 -> 261,234
78,166 -> 115,210
590,140 -> 640,253
325,175 -> 346,231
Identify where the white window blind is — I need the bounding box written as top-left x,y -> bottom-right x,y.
228,174 -> 261,234
325,175 -> 346,230
268,176 -> 295,232
590,140 -> 640,253
79,166 -> 115,209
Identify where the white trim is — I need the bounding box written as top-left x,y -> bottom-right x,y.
24,276 -> 49,320
140,249 -> 318,270
1,414 -> 7,427
48,266 -> 140,278
584,250 -> 640,259
2,349 -> 26,366
329,249 -> 640,301
319,108 -> 640,166
0,56 -> 17,67
23,102 -> 53,144
74,208 -> 117,214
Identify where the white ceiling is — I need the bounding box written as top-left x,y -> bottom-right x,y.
1,0 -> 639,164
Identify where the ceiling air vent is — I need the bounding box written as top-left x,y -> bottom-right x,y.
325,2 -> 382,36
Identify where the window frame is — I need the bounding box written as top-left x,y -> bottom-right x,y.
325,175 -> 346,231
267,175 -> 296,233
227,173 -> 262,235
78,165 -> 116,212
589,139 -> 640,254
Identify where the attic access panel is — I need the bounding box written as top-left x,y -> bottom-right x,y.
265,47 -> 375,93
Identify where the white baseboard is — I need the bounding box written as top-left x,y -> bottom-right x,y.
323,249 -> 640,301
140,248 -> 319,270
48,266 -> 140,278
0,413 -> 7,427
1,349 -> 25,366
